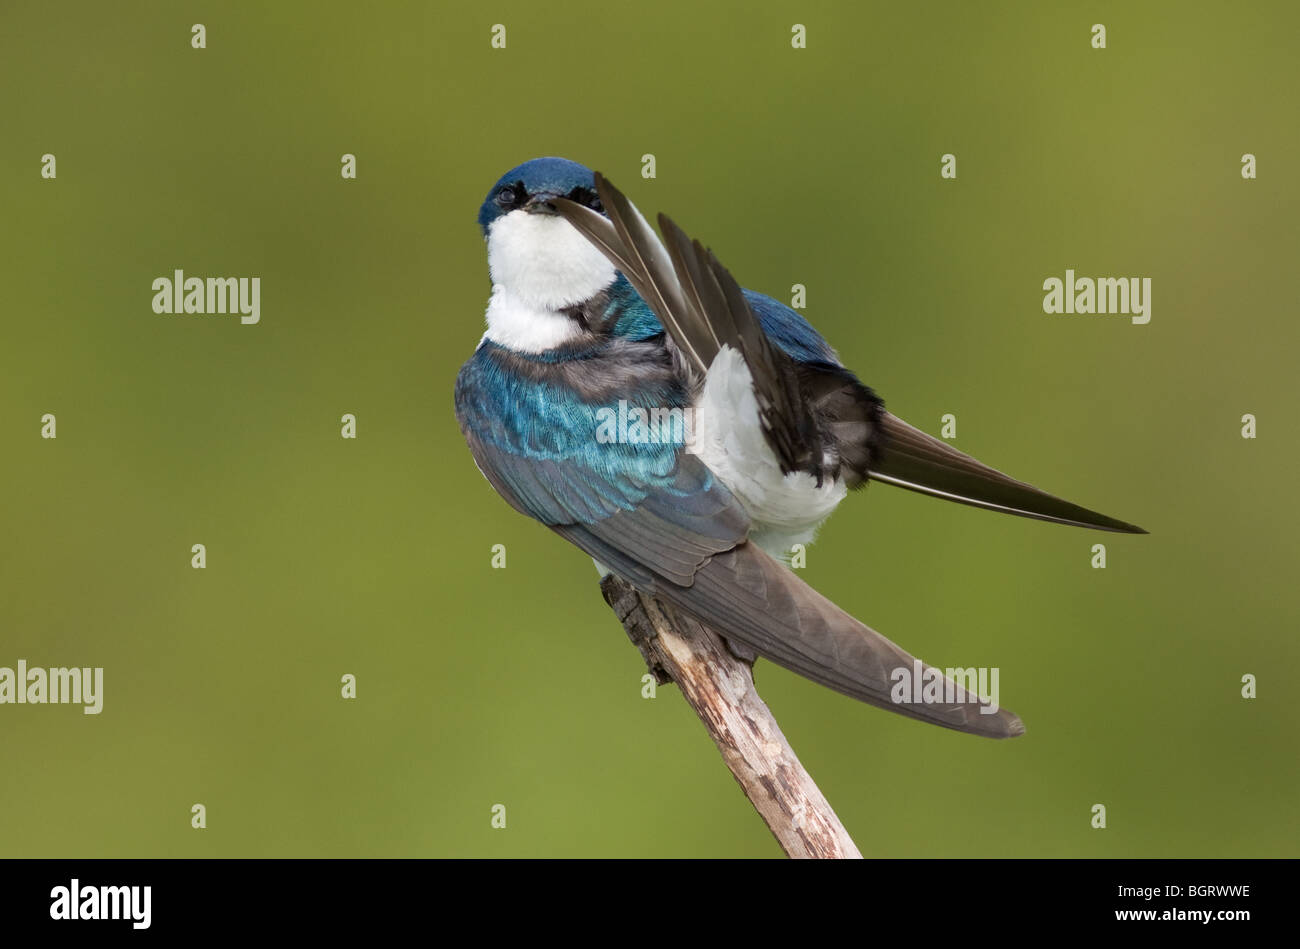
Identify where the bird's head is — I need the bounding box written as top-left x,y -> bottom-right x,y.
478,157 -> 616,310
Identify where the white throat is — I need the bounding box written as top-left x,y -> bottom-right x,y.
481,211 -> 616,353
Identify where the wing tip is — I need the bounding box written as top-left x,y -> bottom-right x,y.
960,706 -> 1025,739
899,701 -> 1025,739
1087,514 -> 1149,535
868,471 -> 1148,535
964,707 -> 1025,739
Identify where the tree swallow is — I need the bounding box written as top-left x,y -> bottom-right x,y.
454,157 -> 1145,738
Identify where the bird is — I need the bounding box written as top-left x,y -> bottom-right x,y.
454,156 -> 1145,738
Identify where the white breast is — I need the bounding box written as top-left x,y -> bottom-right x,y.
688,346 -> 847,558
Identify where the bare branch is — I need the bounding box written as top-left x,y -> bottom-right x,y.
600,574 -> 862,859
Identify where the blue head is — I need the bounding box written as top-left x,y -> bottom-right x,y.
477,157 -> 602,234
477,158 -> 619,332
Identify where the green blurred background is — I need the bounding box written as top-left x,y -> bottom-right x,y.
1,1 -> 1296,857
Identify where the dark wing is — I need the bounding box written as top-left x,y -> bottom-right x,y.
565,520 -> 1025,738
870,413 -> 1147,533
457,395 -> 1021,737
462,427 -> 747,588
560,174 -> 1143,534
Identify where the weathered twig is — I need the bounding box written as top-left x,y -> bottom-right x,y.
600,574 -> 862,859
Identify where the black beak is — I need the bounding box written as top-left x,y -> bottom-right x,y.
523,192 -> 560,215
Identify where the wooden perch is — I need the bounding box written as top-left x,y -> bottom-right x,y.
600,574 -> 862,859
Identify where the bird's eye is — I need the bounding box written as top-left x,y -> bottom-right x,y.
496,184 -> 522,207
569,187 -> 602,212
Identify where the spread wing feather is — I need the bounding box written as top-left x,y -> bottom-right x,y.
555,176 -> 817,475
